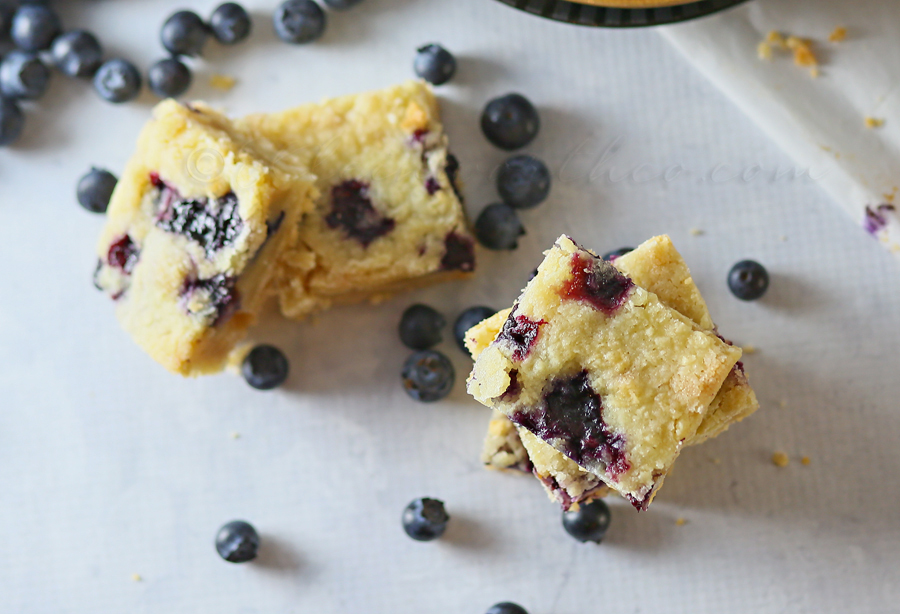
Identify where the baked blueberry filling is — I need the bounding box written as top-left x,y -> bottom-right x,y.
425,176 -> 440,195
439,231 -> 475,272
864,203 -> 896,234
445,153 -> 463,203
180,273 -> 239,326
561,251 -> 634,315
326,180 -> 395,247
106,234 -> 139,273
501,369 -> 522,400
510,370 -> 630,481
496,309 -> 544,361
153,176 -> 244,257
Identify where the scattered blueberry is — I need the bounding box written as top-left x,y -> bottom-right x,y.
322,0 -> 364,9
161,10 -> 208,57
77,168 -> 118,214
497,155 -> 551,210
209,2 -> 252,45
602,247 -> 634,261
401,350 -> 454,402
399,304 -> 446,350
481,93 -> 540,151
453,306 -> 495,353
728,260 -> 769,301
215,520 -> 260,563
401,497 -> 449,541
51,30 -> 103,78
10,3 -> 60,51
561,498 -> 611,543
474,203 -> 525,250
0,97 -> 24,146
486,603 -> 529,614
273,0 -> 326,44
414,44 -> 456,86
93,59 -> 142,103
241,344 -> 290,390
0,51 -> 49,100
147,57 -> 192,98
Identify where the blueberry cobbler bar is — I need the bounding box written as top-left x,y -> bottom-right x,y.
467,235 -> 743,510
94,100 -> 317,375
237,80 -> 475,318
468,236 -> 759,509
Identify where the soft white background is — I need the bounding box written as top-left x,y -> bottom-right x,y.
1,0 -> 898,612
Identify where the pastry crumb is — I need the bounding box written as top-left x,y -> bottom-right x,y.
209,74 -> 237,91
829,26 -> 847,43
131,573 -> 142,582
709,456 -> 721,465
689,228 -> 704,236
865,116 -> 885,129
772,451 -> 790,467
675,517 -> 688,526
230,431 -> 241,439
779,399 -> 788,408
766,31 -> 788,49
779,235 -> 788,242
757,41 -> 773,61
742,344 -> 757,354
809,66 -> 820,79
801,456 -> 811,466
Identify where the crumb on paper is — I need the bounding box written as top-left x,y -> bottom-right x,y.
780,399 -> 788,408
225,343 -> 253,375
689,228 -> 704,236
829,26 -> 847,43
757,41 -> 773,61
675,517 -> 688,526
209,74 -> 237,91
131,574 -> 142,582
780,235 -> 788,242
709,456 -> 721,465
865,117 -> 885,129
772,451 -> 790,467
809,67 -> 820,79
801,456 -> 811,466
230,431 -> 241,440
766,31 -> 788,49
742,345 -> 757,354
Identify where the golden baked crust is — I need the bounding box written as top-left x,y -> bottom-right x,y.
467,235 -> 741,508
94,100 -> 316,375
237,80 -> 475,319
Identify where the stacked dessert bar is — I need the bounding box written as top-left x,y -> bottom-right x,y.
466,235 -> 758,511
94,81 -> 475,375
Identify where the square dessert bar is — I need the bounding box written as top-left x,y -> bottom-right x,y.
237,80 -> 475,319
469,235 -> 759,509
94,100 -> 317,375
467,235 -> 743,509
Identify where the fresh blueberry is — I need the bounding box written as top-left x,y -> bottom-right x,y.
561,498 -> 611,543
161,10 -> 208,57
602,247 -> 634,261
496,155 -> 551,210
93,59 -> 142,103
77,168 -> 118,214
242,344 -> 290,390
474,203 -> 525,250
51,30 -> 103,78
147,57 -> 192,98
486,603 -> 529,614
209,3 -> 252,45
322,0 -> 364,9
0,50 -> 49,100
215,520 -> 260,563
401,497 -> 449,541
399,304 -> 445,350
728,260 -> 769,301
10,3 -> 60,51
453,306 -> 495,353
0,97 -> 24,146
273,0 -> 326,44
414,43 -> 456,86
481,93 -> 540,151
401,350 -> 454,402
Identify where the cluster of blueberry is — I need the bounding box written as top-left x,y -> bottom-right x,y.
476,94 -> 551,251
398,303 -> 496,403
